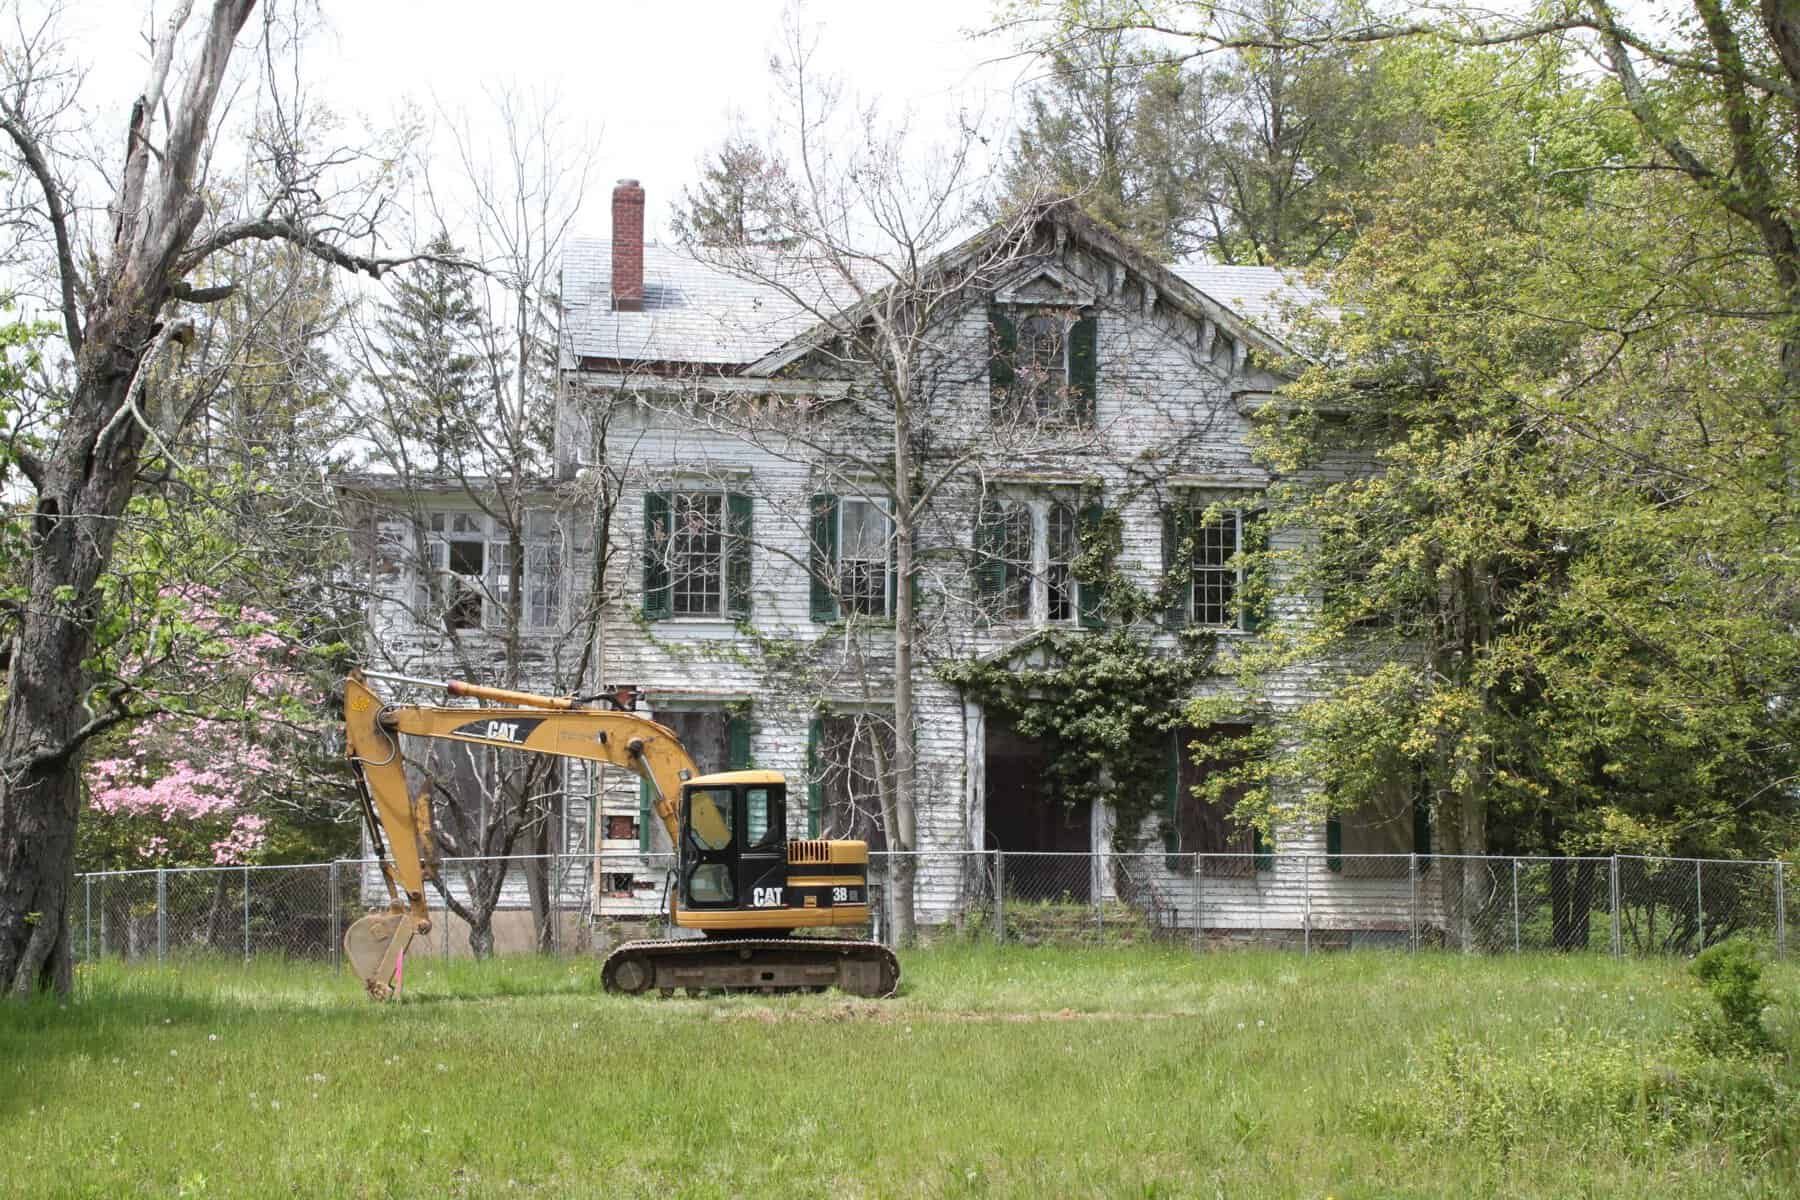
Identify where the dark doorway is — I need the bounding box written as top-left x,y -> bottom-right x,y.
985,721 -> 1091,900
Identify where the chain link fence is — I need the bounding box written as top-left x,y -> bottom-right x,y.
71,851 -> 1788,966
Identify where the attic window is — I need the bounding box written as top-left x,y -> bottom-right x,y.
1017,314 -> 1068,403
989,306 -> 1098,426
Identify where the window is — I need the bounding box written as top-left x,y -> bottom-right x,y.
1191,509 -> 1240,627
1327,773 -> 1430,877
988,307 -> 1098,425
416,510 -> 563,633
1017,313 -> 1068,411
1166,724 -> 1269,875
976,500 -> 1033,619
807,713 -> 893,849
642,491 -> 752,620
1163,496 -> 1267,631
975,496 -> 1104,627
809,493 -> 893,622
840,499 -> 891,617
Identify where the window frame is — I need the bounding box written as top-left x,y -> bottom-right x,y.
976,493 -> 1090,627
1166,491 -> 1265,633
837,496 -> 893,620
643,489 -> 753,622
417,509 -> 564,633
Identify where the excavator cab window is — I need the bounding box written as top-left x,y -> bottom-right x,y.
682,787 -> 736,906
745,787 -> 783,848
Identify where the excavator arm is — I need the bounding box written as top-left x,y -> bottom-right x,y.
342,671 -> 711,997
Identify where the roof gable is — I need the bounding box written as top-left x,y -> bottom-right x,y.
560,200 -> 1326,377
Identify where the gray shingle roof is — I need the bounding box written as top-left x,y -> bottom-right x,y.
561,238 -> 856,368
561,237 -> 1329,370
1166,263 -> 1330,344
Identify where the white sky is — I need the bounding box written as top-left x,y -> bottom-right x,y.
62,0 -> 1037,243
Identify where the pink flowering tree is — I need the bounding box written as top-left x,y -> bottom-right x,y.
76,586 -> 345,872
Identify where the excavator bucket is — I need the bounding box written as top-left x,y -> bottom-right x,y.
344,912 -> 418,1000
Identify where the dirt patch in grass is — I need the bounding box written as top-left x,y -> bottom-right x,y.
715,1000 -> 1189,1024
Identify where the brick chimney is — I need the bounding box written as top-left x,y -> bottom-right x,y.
611,179 -> 645,313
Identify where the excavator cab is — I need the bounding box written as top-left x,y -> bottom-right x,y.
678,773 -> 787,910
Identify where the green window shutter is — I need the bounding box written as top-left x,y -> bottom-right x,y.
641,492 -> 672,620
1161,506 -> 1189,629
973,502 -> 1005,604
1326,814 -> 1342,873
726,492 -> 753,618
1253,827 -> 1274,872
1077,502 -> 1106,629
1239,506 -> 1271,632
637,776 -> 653,852
806,718 -> 824,837
809,494 -> 839,623
988,307 -> 1016,411
727,714 -> 752,770
1164,728 -> 1184,871
1067,314 -> 1098,423
1414,797 -> 1432,866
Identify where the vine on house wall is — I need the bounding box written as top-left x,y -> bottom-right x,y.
937,628 -> 1216,848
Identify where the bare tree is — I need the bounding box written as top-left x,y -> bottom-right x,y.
339,89 -> 602,955
0,1 -> 447,998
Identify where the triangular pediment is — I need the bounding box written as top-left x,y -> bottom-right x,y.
992,259 -> 1099,308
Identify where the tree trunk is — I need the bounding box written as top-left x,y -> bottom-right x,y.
887,366 -> 919,947
1,348 -> 154,996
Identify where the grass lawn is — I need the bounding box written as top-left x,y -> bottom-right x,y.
1,946 -> 1796,1198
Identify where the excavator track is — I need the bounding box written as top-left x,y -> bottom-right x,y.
602,937 -> 900,998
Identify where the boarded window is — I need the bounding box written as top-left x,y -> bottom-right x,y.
1174,724 -> 1262,877
812,713 -> 893,851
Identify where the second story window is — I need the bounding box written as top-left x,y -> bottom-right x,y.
975,495 -> 1104,627
643,490 -> 753,621
839,498 -> 892,617
809,493 -> 893,622
1162,495 -> 1268,632
417,510 -> 563,633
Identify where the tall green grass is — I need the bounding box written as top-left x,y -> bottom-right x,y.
2,948 -> 1794,1198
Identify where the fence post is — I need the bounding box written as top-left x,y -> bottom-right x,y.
1609,855 -> 1621,958
1302,855 -> 1311,956
992,850 -> 1004,943
1409,853 -> 1418,953
243,865 -> 251,963
1512,859 -> 1521,954
1694,859 -> 1704,951
83,875 -> 92,963
329,860 -> 341,968
155,866 -> 167,965
1775,861 -> 1786,960
1191,854 -> 1202,952
99,876 -> 107,958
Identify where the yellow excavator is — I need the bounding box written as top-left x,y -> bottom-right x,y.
341,669 -> 899,999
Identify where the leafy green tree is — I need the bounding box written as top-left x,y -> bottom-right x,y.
999,0 -> 1423,264
1190,45 -> 1797,947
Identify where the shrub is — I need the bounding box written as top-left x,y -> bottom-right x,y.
1689,939 -> 1773,1056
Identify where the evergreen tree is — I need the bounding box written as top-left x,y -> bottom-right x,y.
671,133 -> 799,249
368,232 -> 486,474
